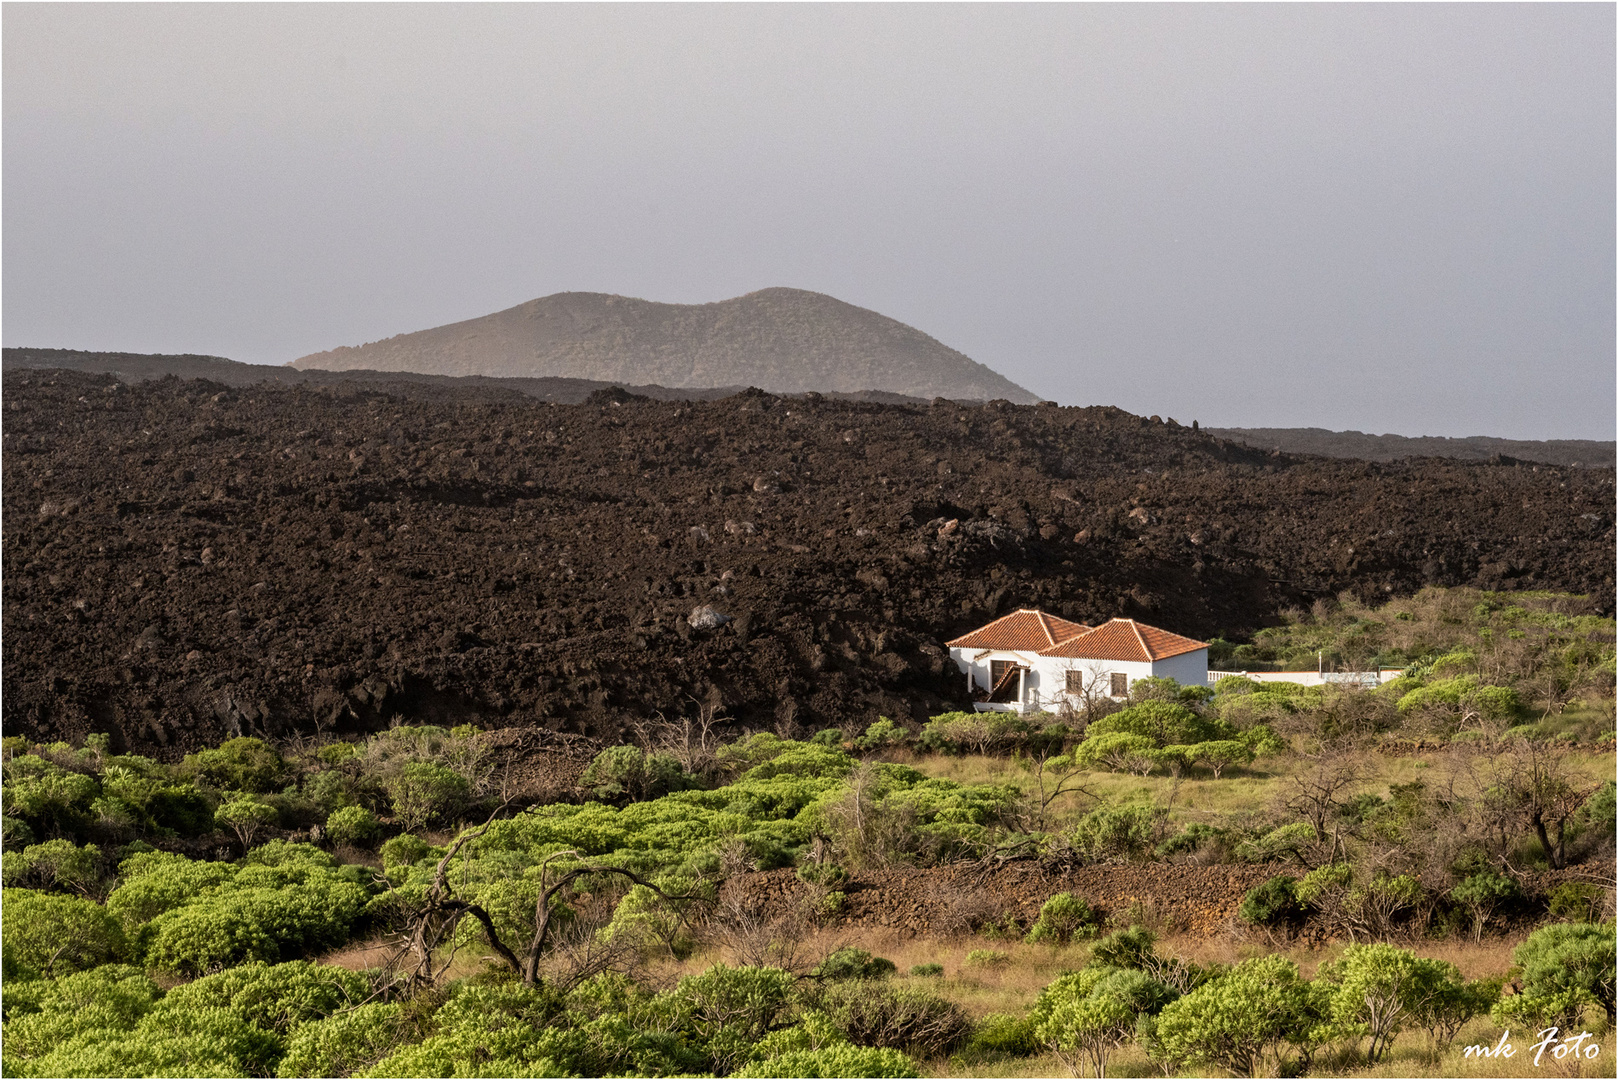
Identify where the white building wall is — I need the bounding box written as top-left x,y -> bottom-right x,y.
950,648 -> 1043,695
1149,648 -> 1209,689
1026,657 -> 1154,712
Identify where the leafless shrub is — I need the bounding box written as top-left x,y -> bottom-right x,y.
1277,747 -> 1370,846
935,889 -> 1006,938
707,891 -> 815,974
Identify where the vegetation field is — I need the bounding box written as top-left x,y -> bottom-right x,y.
2,587 -> 1613,1077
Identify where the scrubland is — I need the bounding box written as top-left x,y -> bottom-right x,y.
2,587 -> 1613,1078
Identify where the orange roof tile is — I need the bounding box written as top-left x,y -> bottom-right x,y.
1037,618 -> 1208,662
946,609 -> 1092,651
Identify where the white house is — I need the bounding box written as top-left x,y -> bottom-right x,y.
945,609 -> 1209,714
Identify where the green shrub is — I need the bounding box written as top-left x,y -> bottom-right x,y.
107,850 -> 236,928
910,963 -> 944,978
812,946 -> 898,981
1448,871 -> 1518,939
736,1045 -> 918,1078
324,805 -> 380,847
855,718 -> 910,752
0,964 -> 161,1063
2,814 -> 37,850
384,762 -> 470,831
182,737 -> 288,794
215,796 -> 280,848
662,964 -> 798,1075
917,712 -> 1032,756
1153,954 -> 1326,1077
1214,675 -> 1257,696
1234,822 -> 1315,864
814,980 -> 972,1056
1085,701 -> 1227,746
1547,882 -> 1604,923
0,888 -> 126,974
579,745 -> 689,802
1238,875 -> 1305,926
955,1011 -> 1037,1061
2,839 -> 103,894
1186,740 -> 1255,778
141,853 -> 370,974
1088,925 -> 1158,970
1493,921 -> 1617,1030
20,1005 -> 281,1078
1069,804 -> 1164,861
1072,732 -> 1158,774
3,761 -> 100,839
379,833 -> 436,874
1025,892 -> 1099,944
276,1002 -> 404,1079
1396,676 -> 1519,732
159,959 -> 370,1035
1029,967 -> 1178,1078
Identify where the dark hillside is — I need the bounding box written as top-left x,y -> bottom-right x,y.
1208,426 -> 1614,469
5,368 -> 1612,757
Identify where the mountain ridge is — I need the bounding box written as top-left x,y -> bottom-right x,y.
289,287 -> 1041,402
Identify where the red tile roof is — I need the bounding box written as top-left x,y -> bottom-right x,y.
1037,618 -> 1208,662
946,609 -> 1092,652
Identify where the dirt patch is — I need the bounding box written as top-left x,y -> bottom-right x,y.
4,369 -> 1612,757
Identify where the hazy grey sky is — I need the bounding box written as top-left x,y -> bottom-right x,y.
5,4 -> 1613,439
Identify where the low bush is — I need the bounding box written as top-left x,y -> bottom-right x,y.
579,745 -> 689,802
1,888 -> 127,975
1024,891 -> 1099,944
1030,967 -> 1179,1078
1493,921 -> 1617,1030
276,1002 -> 405,1079
1547,881 -> 1605,923
1088,925 -> 1158,970
1448,870 -> 1518,939
1238,875 -> 1305,927
1069,804 -> 1164,861
736,1045 -> 918,1078
814,980 -> 973,1057
323,805 -> 380,848
855,718 -> 911,753
812,947 -> 898,981
955,1011 -> 1038,1061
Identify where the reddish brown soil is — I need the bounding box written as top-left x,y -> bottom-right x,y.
4,369 -> 1612,758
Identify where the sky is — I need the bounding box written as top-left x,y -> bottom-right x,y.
4,4 -> 1613,441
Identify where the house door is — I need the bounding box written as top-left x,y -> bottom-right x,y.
990,660 -> 1018,690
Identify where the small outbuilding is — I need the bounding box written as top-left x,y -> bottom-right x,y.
945,608 -> 1209,714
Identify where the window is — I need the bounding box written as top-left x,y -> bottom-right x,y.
1110,672 -> 1128,697
1065,670 -> 1083,693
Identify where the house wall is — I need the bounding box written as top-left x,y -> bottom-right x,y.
950,648 -> 1042,694
1149,648 -> 1209,688
1026,657 -> 1155,711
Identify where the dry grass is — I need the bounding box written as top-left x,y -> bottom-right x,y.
321,936 -> 401,972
